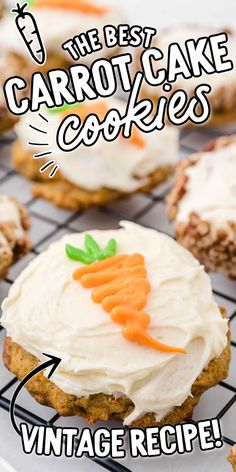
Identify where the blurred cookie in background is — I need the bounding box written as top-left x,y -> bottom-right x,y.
228,444 -> 236,472
0,0 -> 123,73
0,52 -> 31,134
138,24 -> 236,126
167,135 -> 236,278
0,194 -> 31,278
228,445 -> 236,471
1,221 -> 230,427
0,0 -> 4,17
12,97 -> 179,210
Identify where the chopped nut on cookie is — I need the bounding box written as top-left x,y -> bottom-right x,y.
167,135 -> 236,278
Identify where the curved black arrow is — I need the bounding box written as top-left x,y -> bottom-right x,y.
10,353 -> 61,435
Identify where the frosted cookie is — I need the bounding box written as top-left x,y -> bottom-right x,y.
229,445 -> 236,471
0,194 -> 31,278
0,1 -> 4,17
0,53 -> 29,133
0,0 -> 123,73
167,135 -> 236,278
2,221 -> 230,427
13,98 -> 179,210
139,25 -> 236,126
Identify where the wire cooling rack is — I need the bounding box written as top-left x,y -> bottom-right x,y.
0,123 -> 236,472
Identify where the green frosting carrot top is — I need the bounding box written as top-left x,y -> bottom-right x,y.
47,102 -> 82,115
66,235 -> 117,265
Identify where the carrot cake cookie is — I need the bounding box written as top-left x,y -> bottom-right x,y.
0,53 -> 29,133
0,0 -> 123,73
1,221 -> 230,426
139,25 -> 236,126
13,98 -> 179,209
0,194 -> 31,278
229,445 -> 236,471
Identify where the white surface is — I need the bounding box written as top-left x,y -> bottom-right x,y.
0,457 -> 17,472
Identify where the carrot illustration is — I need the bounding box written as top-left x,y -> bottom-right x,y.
32,0 -> 108,15
66,235 -> 186,354
12,2 -> 46,66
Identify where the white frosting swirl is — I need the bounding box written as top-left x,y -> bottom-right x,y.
0,2 -> 123,65
176,142 -> 236,232
1,221 -> 228,424
15,98 -> 179,192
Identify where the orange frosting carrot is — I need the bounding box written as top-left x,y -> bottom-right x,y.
123,321 -> 186,354
73,253 -> 186,354
111,307 -> 150,329
33,0 -> 108,15
62,100 -> 146,149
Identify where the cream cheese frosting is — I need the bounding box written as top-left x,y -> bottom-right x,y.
0,2 -> 123,65
1,221 -> 228,424
0,56 -> 8,107
0,194 -> 25,239
142,25 -> 236,99
176,142 -> 236,233
15,98 -> 179,192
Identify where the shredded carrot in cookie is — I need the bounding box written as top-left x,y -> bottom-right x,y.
73,253 -> 186,354
33,0 -> 108,15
